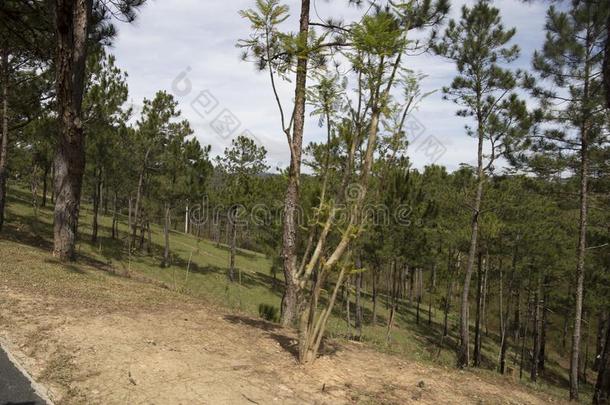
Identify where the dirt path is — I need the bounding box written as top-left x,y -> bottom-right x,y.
0,293 -> 566,405
0,243 -> 566,404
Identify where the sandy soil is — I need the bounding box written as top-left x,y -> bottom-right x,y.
0,261 -> 566,405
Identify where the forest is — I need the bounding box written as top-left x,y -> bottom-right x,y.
0,0 -> 609,403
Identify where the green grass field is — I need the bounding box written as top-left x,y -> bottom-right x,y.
2,184 -> 592,402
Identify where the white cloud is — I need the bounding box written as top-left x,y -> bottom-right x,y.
111,0 -> 548,171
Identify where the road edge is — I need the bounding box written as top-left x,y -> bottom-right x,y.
0,337 -> 55,405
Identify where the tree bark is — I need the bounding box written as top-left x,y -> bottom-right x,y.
514,286 -> 521,343
355,269 -> 363,338
386,259 -> 398,343
162,203 -> 170,267
345,276 -> 351,338
111,191 -> 117,239
42,163 -> 50,208
473,251 -> 483,367
539,287 -> 548,372
416,268 -> 422,325
595,312 -> 608,371
52,0 -> 92,260
50,165 -> 55,204
91,167 -> 101,243
458,121 -> 485,368
279,0 -> 310,326
443,251 -> 459,337
132,147 -> 149,246
184,201 -> 189,234
498,252 -> 515,375
569,101 -> 590,403
594,316 -> 610,404
0,47 -> 9,232
229,205 -> 237,282
372,263 -> 379,326
102,179 -> 108,215
531,273 -> 543,382
143,220 -> 149,254
482,256 -> 488,336
408,265 -> 414,307
519,282 -> 532,380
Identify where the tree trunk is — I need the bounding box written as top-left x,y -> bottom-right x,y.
569,114 -> 590,402
0,47 -> 9,232
111,191 -> 117,240
146,220 -> 151,255
594,316 -> 610,404
531,273 -> 543,382
42,163 -> 50,208
519,283 -> 533,380
184,201 -> 189,234
482,255 -> 488,336
345,276 -> 351,338
458,122 -> 485,368
91,167 -> 102,243
372,264 -> 379,326
229,205 -> 237,282
408,265 -> 414,307
416,268 -> 422,325
132,148 -> 149,246
498,253 -> 515,375
428,285 -> 433,326
52,0 -> 92,261
386,259 -> 398,343
539,287 -> 548,372
443,251 -> 459,337
279,0 -> 311,327
563,310 -> 570,354
50,165 -> 55,204
162,203 -> 170,267
102,179 -> 108,215
514,287 -> 521,343
595,312 -> 608,371
355,269 -> 363,338
583,312 -> 591,385
214,211 -> 221,247
138,213 -> 146,252
473,251 -> 483,367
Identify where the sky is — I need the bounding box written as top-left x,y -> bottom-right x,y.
110,0 -> 550,172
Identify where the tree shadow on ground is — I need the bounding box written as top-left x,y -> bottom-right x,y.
223,314 -> 340,361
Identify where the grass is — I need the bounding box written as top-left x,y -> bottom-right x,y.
1,184 -> 593,402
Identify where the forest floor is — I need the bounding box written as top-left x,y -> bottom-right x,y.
0,239 -> 568,405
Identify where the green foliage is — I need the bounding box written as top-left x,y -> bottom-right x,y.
258,303 -> 280,323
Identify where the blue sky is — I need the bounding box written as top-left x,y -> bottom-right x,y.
110,0 -> 549,171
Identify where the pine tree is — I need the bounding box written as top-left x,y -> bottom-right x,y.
522,0 -> 609,398
51,0 -> 146,260
433,0 -> 529,368
217,135 -> 269,281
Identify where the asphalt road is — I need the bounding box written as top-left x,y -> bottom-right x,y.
0,346 -> 46,405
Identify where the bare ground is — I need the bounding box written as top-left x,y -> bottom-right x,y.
0,242 -> 566,405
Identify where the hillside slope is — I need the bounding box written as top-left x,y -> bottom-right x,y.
0,238 -> 568,405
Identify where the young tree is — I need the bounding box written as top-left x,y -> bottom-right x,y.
82,49 -> 129,243
217,135 -> 269,281
296,1 -> 448,363
238,0 -> 317,324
